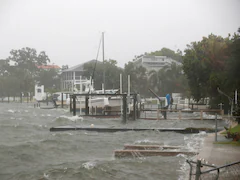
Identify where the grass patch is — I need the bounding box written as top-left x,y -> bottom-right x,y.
214,141 -> 240,146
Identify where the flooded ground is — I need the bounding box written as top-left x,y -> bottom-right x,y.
0,103 -> 228,180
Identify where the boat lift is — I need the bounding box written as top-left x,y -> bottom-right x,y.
69,93 -> 141,123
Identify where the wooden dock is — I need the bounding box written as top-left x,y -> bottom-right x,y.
49,125 -> 218,133
114,149 -> 198,158
123,144 -> 183,150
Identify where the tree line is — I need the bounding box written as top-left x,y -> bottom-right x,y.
183,28 -> 240,113
0,28 -> 239,112
0,47 -> 60,98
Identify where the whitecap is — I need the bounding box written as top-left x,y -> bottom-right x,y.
184,132 -> 207,152
134,139 -> 159,144
43,173 -> 49,178
198,131 -> 207,135
134,139 -> 151,143
202,112 -> 216,119
82,161 -> 96,170
58,115 -> 84,122
176,154 -> 187,158
7,109 -> 15,113
177,160 -> 190,180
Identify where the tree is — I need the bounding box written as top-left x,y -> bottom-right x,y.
36,68 -> 61,91
226,29 -> 240,91
148,63 -> 188,97
123,62 -> 148,96
182,34 -> 231,102
0,47 -> 51,96
83,59 -> 123,90
149,48 -> 183,62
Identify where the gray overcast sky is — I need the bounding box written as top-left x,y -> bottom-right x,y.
0,0 -> 239,68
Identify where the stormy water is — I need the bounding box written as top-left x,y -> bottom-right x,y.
0,103 -> 228,180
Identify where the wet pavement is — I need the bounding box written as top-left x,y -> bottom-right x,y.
197,133 -> 240,166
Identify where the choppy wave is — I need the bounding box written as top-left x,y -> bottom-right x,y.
82,161 -> 97,170
7,109 -> 15,113
134,139 -> 162,145
0,103 -> 229,180
54,115 -> 84,124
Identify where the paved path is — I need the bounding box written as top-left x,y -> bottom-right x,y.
197,133 -> 240,166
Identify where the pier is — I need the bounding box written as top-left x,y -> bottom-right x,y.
114,144 -> 197,158
49,125 -> 220,133
114,150 -> 198,158
68,93 -> 141,123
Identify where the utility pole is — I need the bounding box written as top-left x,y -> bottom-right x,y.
102,32 -> 105,94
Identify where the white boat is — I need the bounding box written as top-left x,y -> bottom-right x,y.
55,33 -> 136,115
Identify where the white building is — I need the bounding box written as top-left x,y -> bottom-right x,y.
34,85 -> 46,101
133,55 -> 182,72
61,60 -> 99,92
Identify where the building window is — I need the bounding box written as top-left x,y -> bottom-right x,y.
37,89 -> 42,93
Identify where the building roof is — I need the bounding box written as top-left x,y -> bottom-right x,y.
62,60 -> 102,72
37,65 -> 61,69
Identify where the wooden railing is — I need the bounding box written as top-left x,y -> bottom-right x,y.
140,108 -> 224,120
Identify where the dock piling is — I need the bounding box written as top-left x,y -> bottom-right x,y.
61,93 -> 63,108
122,94 -> 127,123
72,95 -> 76,116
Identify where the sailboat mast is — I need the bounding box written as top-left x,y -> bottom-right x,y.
102,32 -> 105,93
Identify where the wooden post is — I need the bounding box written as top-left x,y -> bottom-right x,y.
133,94 -> 136,120
61,93 -> 63,108
69,95 -> 72,112
164,108 -> 167,119
200,110 -> 203,120
215,113 -> 218,142
178,110 -> 181,120
136,100 -> 140,118
122,94 -> 127,123
72,95 -> 76,116
157,109 -> 160,120
195,160 -> 201,180
46,93 -> 48,106
85,96 -> 89,115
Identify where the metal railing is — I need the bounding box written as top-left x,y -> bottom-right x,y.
187,160 -> 240,180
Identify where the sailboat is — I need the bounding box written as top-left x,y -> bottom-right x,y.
54,32 -> 128,115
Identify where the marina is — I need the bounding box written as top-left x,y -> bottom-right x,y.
0,3 -> 239,179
